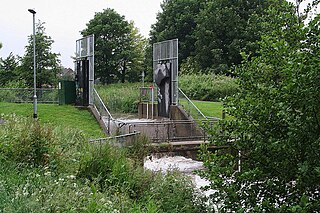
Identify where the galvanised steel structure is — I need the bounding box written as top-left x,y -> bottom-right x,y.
75,35 -> 94,106
153,39 -> 179,117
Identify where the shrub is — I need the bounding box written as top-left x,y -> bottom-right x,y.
77,142 -> 132,191
143,170 -> 208,213
0,114 -> 85,173
179,74 -> 239,101
125,135 -> 152,166
0,115 -> 54,167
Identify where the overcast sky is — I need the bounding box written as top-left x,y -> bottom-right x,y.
0,0 -> 162,68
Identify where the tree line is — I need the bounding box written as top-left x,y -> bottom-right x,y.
81,0 -> 278,83
0,22 -> 61,88
0,0 -> 290,86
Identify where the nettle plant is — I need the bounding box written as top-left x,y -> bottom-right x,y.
200,1 -> 320,212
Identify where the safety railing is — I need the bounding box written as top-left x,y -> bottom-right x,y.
93,88 -> 118,134
89,131 -> 141,147
178,88 -> 207,120
0,88 -> 58,103
115,119 -> 210,143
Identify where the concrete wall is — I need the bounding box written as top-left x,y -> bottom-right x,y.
169,105 -> 190,120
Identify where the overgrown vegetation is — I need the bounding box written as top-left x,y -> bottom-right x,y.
200,1 -> 320,211
95,82 -> 141,114
179,74 -> 238,101
0,115 -> 208,212
95,76 -> 231,115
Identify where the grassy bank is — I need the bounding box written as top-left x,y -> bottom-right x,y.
193,101 -> 223,118
0,102 -> 104,138
0,116 -> 209,212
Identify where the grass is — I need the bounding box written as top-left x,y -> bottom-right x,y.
179,99 -> 224,119
0,102 -> 105,138
0,115 -> 208,212
192,100 -> 223,118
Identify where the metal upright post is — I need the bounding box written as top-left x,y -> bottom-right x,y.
28,9 -> 37,119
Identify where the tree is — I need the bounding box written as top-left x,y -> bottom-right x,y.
19,21 -> 61,87
81,9 -> 145,84
123,22 -> 146,83
0,52 -> 19,86
149,0 -> 206,64
146,0 -> 205,78
200,1 -> 320,211
194,0 -> 272,74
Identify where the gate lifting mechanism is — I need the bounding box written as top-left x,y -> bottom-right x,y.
75,35 -> 94,106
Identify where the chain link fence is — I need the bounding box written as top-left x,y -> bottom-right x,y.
0,88 -> 59,103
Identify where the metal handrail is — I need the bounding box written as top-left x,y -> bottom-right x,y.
89,131 -> 141,144
93,88 -> 114,120
178,88 -> 207,120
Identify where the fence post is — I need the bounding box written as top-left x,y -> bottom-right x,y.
222,110 -> 226,119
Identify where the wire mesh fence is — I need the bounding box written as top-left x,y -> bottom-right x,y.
0,88 -> 59,103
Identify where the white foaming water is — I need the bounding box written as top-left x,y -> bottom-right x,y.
144,155 -> 216,197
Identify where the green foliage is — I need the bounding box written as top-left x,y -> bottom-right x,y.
0,114 -> 208,212
193,0 -> 272,74
19,21 -> 61,88
1,79 -> 28,88
95,82 -> 141,113
143,170 -> 208,213
149,0 -> 274,75
179,74 -> 239,101
200,1 -> 320,211
81,9 -> 145,84
125,135 -> 152,166
149,0 -> 206,64
0,115 -> 85,173
0,52 -> 19,86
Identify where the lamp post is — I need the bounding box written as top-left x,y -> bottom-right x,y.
28,9 -> 37,119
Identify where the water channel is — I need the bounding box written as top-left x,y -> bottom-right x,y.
144,155 -> 215,197
111,114 -> 217,203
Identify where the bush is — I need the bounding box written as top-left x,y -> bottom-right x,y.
77,142 -> 208,212
179,74 -> 239,101
143,170 -> 208,212
0,114 -> 85,173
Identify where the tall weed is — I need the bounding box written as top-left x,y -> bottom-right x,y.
0,114 -> 85,173
180,74 -> 239,101
0,115 -> 54,167
95,83 -> 141,113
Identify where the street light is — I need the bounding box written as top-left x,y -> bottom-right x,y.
28,8 -> 37,119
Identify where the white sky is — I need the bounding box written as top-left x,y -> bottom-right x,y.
0,0 -> 162,68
